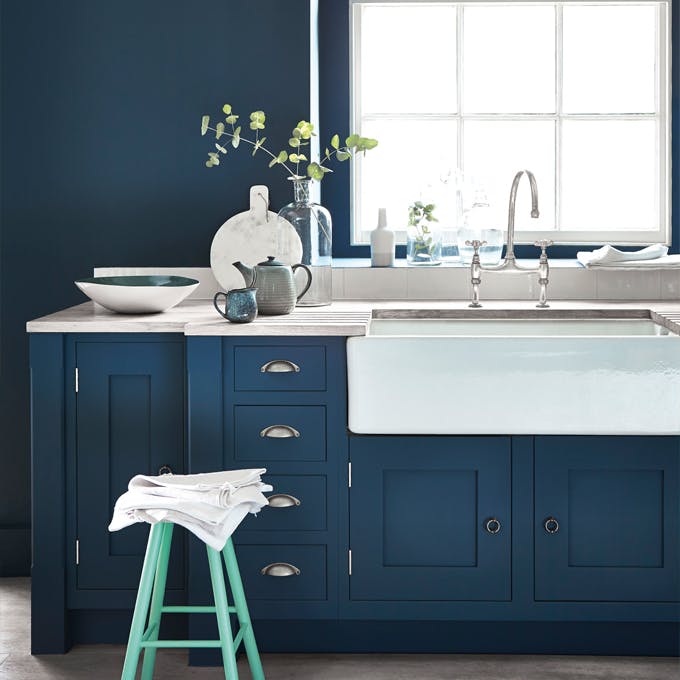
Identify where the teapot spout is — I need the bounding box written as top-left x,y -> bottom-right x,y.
232,261 -> 255,287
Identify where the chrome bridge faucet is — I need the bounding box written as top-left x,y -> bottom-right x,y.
466,170 -> 553,308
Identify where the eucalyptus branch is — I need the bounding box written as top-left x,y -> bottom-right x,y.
205,125 -> 297,176
201,104 -> 378,183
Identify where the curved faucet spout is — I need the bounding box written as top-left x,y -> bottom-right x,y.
504,169 -> 540,268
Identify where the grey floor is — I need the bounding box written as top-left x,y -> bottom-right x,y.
0,578 -> 678,679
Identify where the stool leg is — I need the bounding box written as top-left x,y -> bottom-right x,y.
120,523 -> 164,680
223,538 -> 265,680
207,545 -> 239,680
140,522 -> 174,680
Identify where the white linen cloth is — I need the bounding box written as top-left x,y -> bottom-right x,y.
577,244 -> 680,269
109,469 -> 272,550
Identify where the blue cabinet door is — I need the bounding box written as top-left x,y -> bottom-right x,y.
349,436 -> 511,601
535,436 -> 680,602
73,340 -> 185,603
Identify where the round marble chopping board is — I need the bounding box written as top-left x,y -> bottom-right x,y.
210,185 -> 303,292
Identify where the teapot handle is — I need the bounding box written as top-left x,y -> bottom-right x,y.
292,264 -> 313,302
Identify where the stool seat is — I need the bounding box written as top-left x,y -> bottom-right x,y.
120,522 -> 265,680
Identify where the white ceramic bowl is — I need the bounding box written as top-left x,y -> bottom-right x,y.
75,275 -> 199,314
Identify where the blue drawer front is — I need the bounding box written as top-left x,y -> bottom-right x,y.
240,474 -> 327,532
234,544 -> 327,601
233,345 -> 326,391
234,405 -> 326,462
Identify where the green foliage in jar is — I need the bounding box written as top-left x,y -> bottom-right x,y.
408,201 -> 439,256
201,104 -> 378,182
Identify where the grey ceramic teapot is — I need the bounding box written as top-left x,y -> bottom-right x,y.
233,257 -> 312,315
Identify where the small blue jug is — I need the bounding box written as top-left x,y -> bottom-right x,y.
214,287 -> 258,324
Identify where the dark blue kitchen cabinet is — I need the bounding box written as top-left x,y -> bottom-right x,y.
349,436 -> 511,602
535,436 -> 680,602
30,330 -> 680,656
69,338 -> 186,607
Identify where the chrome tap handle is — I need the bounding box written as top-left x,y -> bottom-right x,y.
534,240 -> 553,308
465,239 -> 487,308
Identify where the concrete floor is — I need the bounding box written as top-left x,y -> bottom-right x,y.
1,578 -> 678,679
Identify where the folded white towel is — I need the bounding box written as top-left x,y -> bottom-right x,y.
127,469 -> 268,509
108,469 -> 272,551
576,244 -> 680,269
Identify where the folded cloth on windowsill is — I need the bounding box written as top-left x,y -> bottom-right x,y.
108,469 -> 272,550
577,244 -> 680,269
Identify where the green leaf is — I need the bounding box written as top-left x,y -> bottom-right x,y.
215,143 -> 227,154
306,162 -> 325,181
361,137 -> 379,150
207,151 -> 220,166
268,157 -> 278,168
232,126 -> 241,148
205,159 -> 215,167
288,137 -> 300,148
289,153 -> 308,164
277,150 -> 288,163
225,114 -> 239,125
201,115 -> 210,136
296,120 -> 314,139
345,134 -> 360,148
292,127 -> 302,139
330,133 -> 340,150
249,110 -> 266,130
215,122 -> 225,139
222,104 -> 232,115
336,150 -> 351,161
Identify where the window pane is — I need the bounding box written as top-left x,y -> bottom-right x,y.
463,121 -> 556,232
563,5 -> 657,114
356,119 -> 457,241
561,120 -> 658,231
463,5 -> 556,113
360,5 -> 457,114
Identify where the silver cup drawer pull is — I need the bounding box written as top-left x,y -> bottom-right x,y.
260,360 -> 300,373
261,562 -> 301,577
260,424 -> 300,439
268,493 -> 301,508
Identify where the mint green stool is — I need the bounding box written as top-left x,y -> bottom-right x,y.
121,522 -> 265,680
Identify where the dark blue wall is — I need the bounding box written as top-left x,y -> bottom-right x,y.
0,0 -> 311,575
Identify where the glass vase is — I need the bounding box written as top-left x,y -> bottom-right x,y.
406,222 -> 442,266
277,179 -> 332,306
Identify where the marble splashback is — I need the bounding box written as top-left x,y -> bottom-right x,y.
95,262 -> 680,301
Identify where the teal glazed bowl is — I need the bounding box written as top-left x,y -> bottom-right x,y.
75,275 -> 200,314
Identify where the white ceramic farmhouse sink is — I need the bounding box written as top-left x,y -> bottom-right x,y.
347,314 -> 680,435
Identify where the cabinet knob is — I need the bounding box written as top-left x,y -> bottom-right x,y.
157,465 -> 173,476
544,516 -> 560,534
267,493 -> 301,508
260,424 -> 300,439
260,360 -> 300,373
261,562 -> 301,577
484,517 -> 501,534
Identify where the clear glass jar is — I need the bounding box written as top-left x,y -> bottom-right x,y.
406,217 -> 442,266
277,179 -> 332,306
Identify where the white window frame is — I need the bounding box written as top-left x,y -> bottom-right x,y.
349,0 -> 671,247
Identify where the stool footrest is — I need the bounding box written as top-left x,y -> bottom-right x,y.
159,605 -> 236,614
141,639 -> 223,649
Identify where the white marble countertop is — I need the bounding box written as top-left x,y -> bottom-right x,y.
25,299 -> 680,336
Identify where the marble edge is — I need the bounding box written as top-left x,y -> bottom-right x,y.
26,300 -> 680,337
